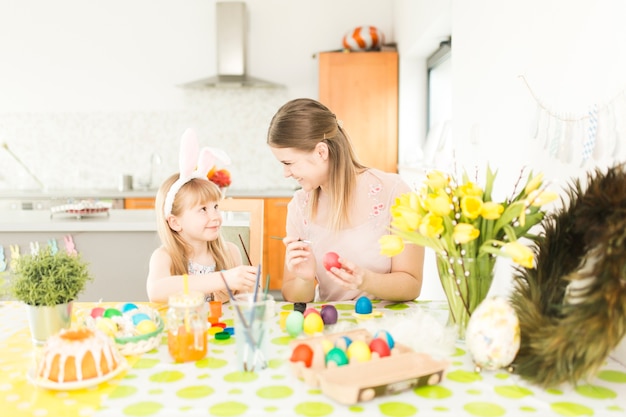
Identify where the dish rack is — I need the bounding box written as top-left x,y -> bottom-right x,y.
50,200 -> 111,219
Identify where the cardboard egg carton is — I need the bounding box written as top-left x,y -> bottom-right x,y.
289,328 -> 450,405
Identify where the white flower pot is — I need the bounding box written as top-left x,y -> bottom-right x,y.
26,302 -> 73,345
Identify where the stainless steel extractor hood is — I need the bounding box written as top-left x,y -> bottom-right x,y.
182,1 -> 283,89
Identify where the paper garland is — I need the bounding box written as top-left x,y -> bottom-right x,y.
0,235 -> 78,272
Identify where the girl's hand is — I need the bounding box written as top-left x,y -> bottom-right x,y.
283,236 -> 316,283
222,266 -> 258,293
325,256 -> 366,290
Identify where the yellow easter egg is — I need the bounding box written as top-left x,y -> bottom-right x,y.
320,339 -> 334,354
346,340 -> 371,362
96,317 -> 117,337
302,312 -> 324,335
136,319 -> 158,335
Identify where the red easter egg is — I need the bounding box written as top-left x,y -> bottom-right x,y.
369,337 -> 391,358
303,307 -> 320,317
90,307 -> 105,318
290,343 -> 314,368
323,252 -> 341,271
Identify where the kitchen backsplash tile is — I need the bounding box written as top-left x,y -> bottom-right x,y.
0,89 -> 295,192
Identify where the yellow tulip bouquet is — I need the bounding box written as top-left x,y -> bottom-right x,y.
379,166 -> 557,336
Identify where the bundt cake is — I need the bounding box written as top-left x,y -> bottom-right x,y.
37,328 -> 123,383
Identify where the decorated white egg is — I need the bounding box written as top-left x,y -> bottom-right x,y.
466,296 -> 520,371
342,26 -> 385,51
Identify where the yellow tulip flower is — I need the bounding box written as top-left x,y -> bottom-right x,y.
524,173 -> 544,195
481,202 -> 504,220
503,241 -> 534,268
379,235 -> 405,257
458,181 -> 483,197
460,195 -> 483,219
419,213 -> 444,238
425,171 -> 449,190
425,191 -> 452,216
453,223 -> 480,244
528,190 -> 558,207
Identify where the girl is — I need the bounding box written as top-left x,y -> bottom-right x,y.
267,98 -> 424,302
147,130 -> 258,303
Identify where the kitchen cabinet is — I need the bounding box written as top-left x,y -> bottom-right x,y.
263,197 -> 289,290
124,197 -> 156,210
319,51 -> 399,173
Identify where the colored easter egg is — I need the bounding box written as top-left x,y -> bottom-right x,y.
90,307 -> 105,319
136,319 -> 158,335
121,303 -> 138,313
285,311 -> 304,337
290,343 -> 314,368
369,337 -> 391,358
321,339 -> 334,354
303,312 -> 324,335
342,26 -> 385,51
323,251 -> 341,271
96,317 -> 117,336
334,335 -> 352,350
320,304 -> 338,325
347,340 -> 371,362
131,312 -> 151,326
303,307 -> 320,317
466,296 -> 520,370
355,296 -> 373,315
374,329 -> 395,350
325,347 -> 349,367
103,308 -> 123,319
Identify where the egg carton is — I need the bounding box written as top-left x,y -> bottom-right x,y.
289,329 -> 450,405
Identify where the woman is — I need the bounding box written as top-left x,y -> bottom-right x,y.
267,98 -> 423,302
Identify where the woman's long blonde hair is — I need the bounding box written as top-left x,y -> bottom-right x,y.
267,98 -> 366,231
155,173 -> 236,274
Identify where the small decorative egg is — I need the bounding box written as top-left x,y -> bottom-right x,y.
369,337 -> 391,358
334,335 -> 352,350
290,343 -> 314,367
325,347 -> 349,367
121,303 -> 138,313
320,305 -> 338,325
303,307 -> 321,317
96,317 -> 117,336
347,340 -> 371,362
355,296 -> 373,315
90,307 -> 105,319
374,329 -> 395,350
136,319 -> 158,335
303,312 -> 324,335
131,312 -> 151,326
103,308 -> 122,319
285,311 -> 304,337
466,296 -> 520,371
320,339 -> 334,354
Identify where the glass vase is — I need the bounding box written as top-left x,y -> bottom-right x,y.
435,255 -> 496,339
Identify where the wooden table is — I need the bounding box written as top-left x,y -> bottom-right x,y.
0,299 -> 624,417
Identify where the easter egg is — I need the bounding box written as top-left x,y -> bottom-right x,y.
121,303 -> 138,313
136,319 -> 158,335
374,329 -> 395,350
342,26 -> 385,51
355,296 -> 373,315
320,339 -> 334,354
466,296 -> 520,371
325,347 -> 349,367
347,340 -> 371,362
131,312 -> 151,326
334,335 -> 352,350
369,337 -> 391,358
303,307 -> 320,317
290,343 -> 314,368
96,317 -> 117,336
320,304 -> 338,325
103,308 -> 122,319
303,312 -> 324,335
90,307 -> 105,319
323,251 -> 341,271
285,311 -> 304,337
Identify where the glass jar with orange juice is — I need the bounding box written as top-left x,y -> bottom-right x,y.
166,291 -> 208,362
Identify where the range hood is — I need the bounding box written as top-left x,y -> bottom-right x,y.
182,2 -> 282,89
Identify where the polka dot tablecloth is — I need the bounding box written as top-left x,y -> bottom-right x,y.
0,300 -> 624,417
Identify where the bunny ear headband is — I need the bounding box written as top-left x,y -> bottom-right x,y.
163,128 -> 231,217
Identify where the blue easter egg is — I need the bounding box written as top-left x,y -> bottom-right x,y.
131,312 -> 151,326
121,303 -> 138,313
334,335 -> 352,350
355,296 -> 373,314
374,329 -> 395,349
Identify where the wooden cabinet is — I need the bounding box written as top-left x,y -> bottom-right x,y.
319,51 -> 399,173
263,197 -> 290,290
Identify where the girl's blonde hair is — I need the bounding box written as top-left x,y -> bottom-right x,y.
267,98 -> 366,231
155,173 -> 237,275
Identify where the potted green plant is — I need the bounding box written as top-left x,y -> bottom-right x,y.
9,247 -> 94,344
